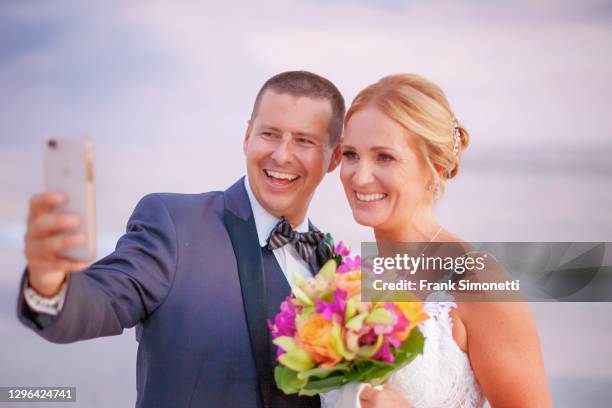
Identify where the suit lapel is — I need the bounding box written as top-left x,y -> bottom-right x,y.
223,178 -> 271,408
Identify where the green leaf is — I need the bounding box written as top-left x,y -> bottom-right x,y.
344,360 -> 376,382
345,312 -> 368,331
292,284 -> 314,306
335,254 -> 343,266
275,365 -> 307,395
279,348 -> 316,372
360,327 -> 426,385
365,308 -> 392,325
297,363 -> 350,381
298,374 -> 348,396
344,299 -> 357,322
363,364 -> 398,386
273,336 -> 297,353
318,259 -> 337,281
272,327 -> 426,396
397,327 -> 425,360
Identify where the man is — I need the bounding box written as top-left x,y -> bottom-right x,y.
18,71 -> 345,407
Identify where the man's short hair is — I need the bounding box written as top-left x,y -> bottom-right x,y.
250,71 -> 345,146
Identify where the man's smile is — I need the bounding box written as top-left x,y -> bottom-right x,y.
264,169 -> 301,185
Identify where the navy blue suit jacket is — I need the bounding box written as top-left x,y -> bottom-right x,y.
17,178 -> 321,408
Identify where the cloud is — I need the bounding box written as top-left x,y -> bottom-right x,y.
2,0 -> 611,152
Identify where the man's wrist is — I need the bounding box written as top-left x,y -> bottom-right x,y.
23,276 -> 68,316
26,268 -> 67,298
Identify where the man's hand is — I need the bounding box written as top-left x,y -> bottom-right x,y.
360,383 -> 414,408
24,192 -> 88,297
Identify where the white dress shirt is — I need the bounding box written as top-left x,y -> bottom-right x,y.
24,176 -> 314,316
243,176 -> 314,283
23,277 -> 68,315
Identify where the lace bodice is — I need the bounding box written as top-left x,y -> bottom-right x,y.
387,293 -> 485,408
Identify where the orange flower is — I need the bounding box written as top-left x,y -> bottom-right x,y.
335,270 -> 362,299
393,301 -> 429,341
296,314 -> 342,368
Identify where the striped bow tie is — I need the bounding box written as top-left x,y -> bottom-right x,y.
267,217 -> 326,265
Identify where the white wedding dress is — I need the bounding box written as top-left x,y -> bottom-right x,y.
321,292 -> 486,408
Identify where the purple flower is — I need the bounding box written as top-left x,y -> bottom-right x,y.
269,297 -> 297,340
334,241 -> 351,257
359,303 -> 413,363
373,338 -> 395,363
358,329 -> 378,346
382,303 -> 410,348
316,289 -> 348,324
374,324 -> 393,335
268,297 -> 299,360
389,336 -> 401,348
337,255 -> 361,274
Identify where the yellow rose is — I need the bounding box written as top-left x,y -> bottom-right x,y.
296,314 -> 342,368
394,301 -> 429,341
335,270 -> 362,299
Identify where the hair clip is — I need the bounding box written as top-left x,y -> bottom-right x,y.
451,118 -> 461,156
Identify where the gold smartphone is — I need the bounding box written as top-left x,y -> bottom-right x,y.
44,138 -> 96,261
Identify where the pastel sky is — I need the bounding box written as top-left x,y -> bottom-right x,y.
0,2 -> 611,403
2,0 -> 612,150
2,0 -> 611,249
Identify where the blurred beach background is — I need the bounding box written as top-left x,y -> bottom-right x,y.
1,0 -> 611,406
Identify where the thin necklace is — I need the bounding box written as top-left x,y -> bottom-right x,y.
429,226 -> 443,242
421,226 -> 443,254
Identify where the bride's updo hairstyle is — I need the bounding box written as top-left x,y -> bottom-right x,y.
345,74 -> 469,196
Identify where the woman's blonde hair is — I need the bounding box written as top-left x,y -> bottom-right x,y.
345,74 -> 469,196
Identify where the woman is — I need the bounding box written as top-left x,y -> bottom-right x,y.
327,74 -> 552,407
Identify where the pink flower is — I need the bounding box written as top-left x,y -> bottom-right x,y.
385,303 -> 406,326
334,241 -> 351,257
368,303 -> 414,363
268,297 -> 298,360
358,329 -> 378,346
383,303 -> 410,345
337,255 -> 361,274
316,289 -> 348,324
373,338 -> 395,363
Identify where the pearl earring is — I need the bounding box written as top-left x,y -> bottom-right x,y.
433,183 -> 440,200
427,181 -> 440,200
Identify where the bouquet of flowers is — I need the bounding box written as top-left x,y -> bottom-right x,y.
269,242 -> 429,396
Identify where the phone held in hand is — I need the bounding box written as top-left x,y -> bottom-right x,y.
44,138 -> 96,262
